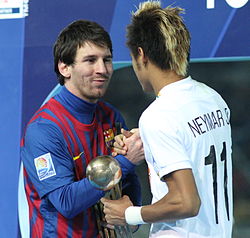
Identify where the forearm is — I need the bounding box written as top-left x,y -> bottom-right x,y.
141,193 -> 199,223
127,170 -> 201,224
47,178 -> 105,219
122,171 -> 142,206
114,154 -> 142,206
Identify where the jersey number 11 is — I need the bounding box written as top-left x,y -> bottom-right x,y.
205,142 -> 230,224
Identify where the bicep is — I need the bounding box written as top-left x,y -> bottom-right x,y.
21,122 -> 74,197
163,169 -> 200,213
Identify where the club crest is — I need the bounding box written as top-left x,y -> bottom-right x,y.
103,128 -> 115,148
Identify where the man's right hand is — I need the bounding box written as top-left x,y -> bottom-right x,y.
112,128 -> 145,165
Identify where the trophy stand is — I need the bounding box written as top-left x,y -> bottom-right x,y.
86,155 -> 133,238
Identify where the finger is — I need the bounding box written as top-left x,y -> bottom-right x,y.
100,221 -> 115,230
112,149 -> 127,156
125,132 -> 142,146
104,216 -> 112,225
100,197 -> 109,204
114,134 -> 125,147
121,128 -> 133,138
130,128 -> 139,134
113,141 -> 125,150
121,195 -> 130,201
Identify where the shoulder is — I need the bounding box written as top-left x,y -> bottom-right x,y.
140,100 -> 178,138
140,98 -> 175,124
24,101 -> 65,145
25,119 -> 63,146
97,100 -> 124,119
27,98 -> 67,131
190,78 -> 225,101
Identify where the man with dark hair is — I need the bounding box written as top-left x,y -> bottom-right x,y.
19,19 -> 143,237
101,1 -> 233,237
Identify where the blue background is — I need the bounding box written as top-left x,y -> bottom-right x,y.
0,0 -> 249,237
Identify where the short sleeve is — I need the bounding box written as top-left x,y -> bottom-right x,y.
139,109 -> 192,180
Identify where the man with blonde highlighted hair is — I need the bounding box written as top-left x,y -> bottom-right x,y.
101,1 -> 233,237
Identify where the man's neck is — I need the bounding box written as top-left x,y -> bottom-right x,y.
147,64 -> 184,95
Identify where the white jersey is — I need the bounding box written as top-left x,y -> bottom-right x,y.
139,77 -> 233,238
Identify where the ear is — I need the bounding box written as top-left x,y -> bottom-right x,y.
58,61 -> 71,78
138,47 -> 148,66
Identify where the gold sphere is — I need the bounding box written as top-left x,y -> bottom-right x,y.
86,155 -> 122,191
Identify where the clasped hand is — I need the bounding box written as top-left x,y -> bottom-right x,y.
112,128 -> 145,165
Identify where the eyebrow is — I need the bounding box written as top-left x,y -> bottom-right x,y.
81,54 -> 113,61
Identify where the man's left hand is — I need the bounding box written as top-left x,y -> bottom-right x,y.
101,195 -> 133,226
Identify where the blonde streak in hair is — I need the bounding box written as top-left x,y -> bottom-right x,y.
134,1 -> 161,16
174,7 -> 190,76
160,7 -> 189,76
133,1 -> 189,76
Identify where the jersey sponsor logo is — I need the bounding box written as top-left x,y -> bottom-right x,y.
34,153 -> 56,181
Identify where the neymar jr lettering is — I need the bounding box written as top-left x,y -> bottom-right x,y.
188,108 -> 230,138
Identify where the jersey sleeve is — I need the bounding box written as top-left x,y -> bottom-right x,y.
121,170 -> 142,206
114,155 -> 141,206
21,120 -> 75,198
47,178 -> 104,218
139,110 -> 192,180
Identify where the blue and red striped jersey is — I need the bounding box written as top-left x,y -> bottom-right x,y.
20,87 -> 139,237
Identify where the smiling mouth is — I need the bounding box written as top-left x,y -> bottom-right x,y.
93,79 -> 106,84
94,78 -> 105,81
93,79 -> 109,88
93,76 -> 109,82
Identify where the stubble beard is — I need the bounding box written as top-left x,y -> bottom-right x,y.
82,81 -> 110,102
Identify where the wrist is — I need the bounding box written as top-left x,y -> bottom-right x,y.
125,206 -> 146,225
115,155 -> 135,170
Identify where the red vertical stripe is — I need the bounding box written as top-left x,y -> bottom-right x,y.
98,101 -> 115,125
51,107 -> 83,180
57,213 -> 70,238
72,213 -> 84,238
24,168 -> 44,238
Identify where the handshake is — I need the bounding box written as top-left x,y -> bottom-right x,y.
111,128 -> 145,165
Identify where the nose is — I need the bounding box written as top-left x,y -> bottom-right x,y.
95,59 -> 109,74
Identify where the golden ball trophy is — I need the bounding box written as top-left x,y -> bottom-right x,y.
86,155 -> 133,238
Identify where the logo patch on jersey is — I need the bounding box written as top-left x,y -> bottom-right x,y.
34,153 -> 56,181
104,128 -> 115,148
73,151 -> 84,161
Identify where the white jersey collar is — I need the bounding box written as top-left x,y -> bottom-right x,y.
157,76 -> 191,97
